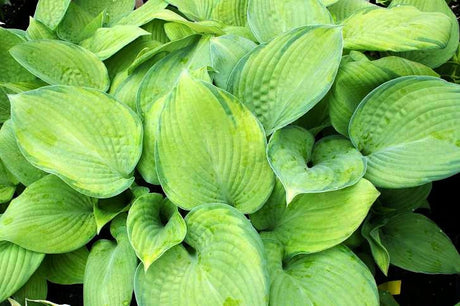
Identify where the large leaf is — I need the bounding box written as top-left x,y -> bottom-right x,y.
127,193 -> 186,270
134,204 -> 269,306
156,73 -> 274,213
10,86 -> 143,198
267,126 -> 366,203
264,237 -> 379,305
228,25 -> 342,134
9,40 -> 110,91
74,0 -> 135,25
83,215 -> 138,306
0,241 -> 44,303
34,0 -> 71,30
250,179 -> 379,255
42,247 -> 89,285
342,6 -> 452,52
247,0 -> 332,43
349,76 -> 460,188
380,213 -> 460,274
0,175 -> 97,253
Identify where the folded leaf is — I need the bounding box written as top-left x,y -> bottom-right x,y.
342,6 -> 452,52
115,0 -> 168,26
134,204 -> 269,306
34,0 -> 71,30
26,17 -> 57,40
361,215 -> 390,275
10,40 -> 110,91
0,175 -> 97,253
42,247 -> 89,285
248,0 -> 332,43
156,73 -> 274,213
328,0 -> 378,23
94,193 -> 131,233
228,25 -> 342,134
10,86 -> 143,198
268,126 -> 366,203
349,76 -> 460,188
74,0 -> 135,25
56,2 -> 98,43
127,193 -> 186,270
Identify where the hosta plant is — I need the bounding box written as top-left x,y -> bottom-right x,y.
1,0 -> 460,305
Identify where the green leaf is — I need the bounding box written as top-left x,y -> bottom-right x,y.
12,269 -> 47,305
361,215 -> 390,275
267,126 -> 366,203
115,0 -> 169,26
349,76 -> 460,188
164,22 -> 196,40
329,55 -> 438,136
83,215 -> 137,306
251,179 -> 379,255
127,193 -> 186,270
293,97 -> 331,136
80,25 -> 150,60
134,204 -> 269,306
10,86 -> 143,198
379,183 -> 432,212
34,0 -> 71,30
94,193 -> 132,233
380,213 -> 460,274
263,237 -> 379,305
10,40 -> 110,91
156,73 -> 274,213
379,290 -> 400,306
0,120 -> 46,186
342,6 -> 452,52
0,185 -> 15,204
0,241 -> 44,303
0,175 -> 96,253
0,159 -> 17,187
228,25 -> 343,134
42,247 -> 89,285
320,0 -> 339,5
26,17 -> 57,40
74,0 -> 135,25
247,0 -> 332,43
0,88 -> 10,123
55,2 -> 97,43
327,0 -> 377,23
389,0 -> 459,68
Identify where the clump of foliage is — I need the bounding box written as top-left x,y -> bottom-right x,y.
0,0 -> 459,305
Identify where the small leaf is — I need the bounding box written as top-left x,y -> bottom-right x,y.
94,193 -> 132,233
379,183 -> 432,212
26,17 -> 57,40
0,185 -> 15,204
0,175 -> 97,253
55,2 -> 97,43
42,247 -> 89,285
34,0 -> 71,30
115,0 -> 168,26
362,215 -> 391,275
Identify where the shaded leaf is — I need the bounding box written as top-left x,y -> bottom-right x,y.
43,247 -> 89,285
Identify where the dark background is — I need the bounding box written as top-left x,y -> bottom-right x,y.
1,1 -> 459,305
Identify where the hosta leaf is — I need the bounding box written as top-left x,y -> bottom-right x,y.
0,175 -> 97,253
329,55 -> 438,136
380,213 -> 460,274
251,179 -> 379,255
142,19 -> 170,43
80,25 -> 150,60
379,183 -> 432,212
94,193 -> 132,233
127,193 -> 186,270
228,25 -> 342,134
10,86 -> 143,198
267,126 -> 366,203
0,185 -> 15,204
209,34 -> 256,88
320,0 -> 338,5
328,0 -> 377,23
134,204 -> 269,306
264,237 -> 378,306
55,2 -> 97,43
34,0 -> 71,30
10,40 -> 110,91
247,0 -> 332,43
349,76 -> 460,188
26,17 -> 57,40
389,0 -> 459,68
342,6 -> 452,52
115,0 -> 168,26
43,247 -> 89,285
12,269 -> 47,305
0,159 -> 16,187
84,215 -> 137,306
156,73 -> 274,213
0,241 -> 44,302
293,97 -> 330,136
164,22 -> 196,41
74,0 -> 135,25
362,216 -> 390,275
0,120 -> 46,186
0,88 -> 10,123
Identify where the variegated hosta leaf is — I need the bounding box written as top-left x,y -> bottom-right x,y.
248,0 -> 332,43
84,215 -> 138,306
12,269 -> 48,305
166,0 -> 248,26
378,183 -> 432,213
0,241 -> 45,302
34,0 -> 71,30
228,25 -> 342,134
349,76 -> 460,188
361,215 -> 390,275
250,179 -> 379,255
342,6 -> 452,52
127,193 -> 186,270
9,40 -> 110,91
26,17 -> 57,40
268,126 -> 366,203
42,247 -> 89,285
329,55 -> 438,136
380,213 -> 460,274
328,0 -> 378,23
0,120 -> 46,186
10,86 -> 143,198
209,34 -> 257,88
80,25 -> 150,60
389,0 -> 459,68
56,2 -> 95,43
0,175 -> 97,253
156,73 -> 274,213
74,0 -> 135,25
94,193 -> 131,233
263,237 -> 379,306
134,204 -> 269,306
